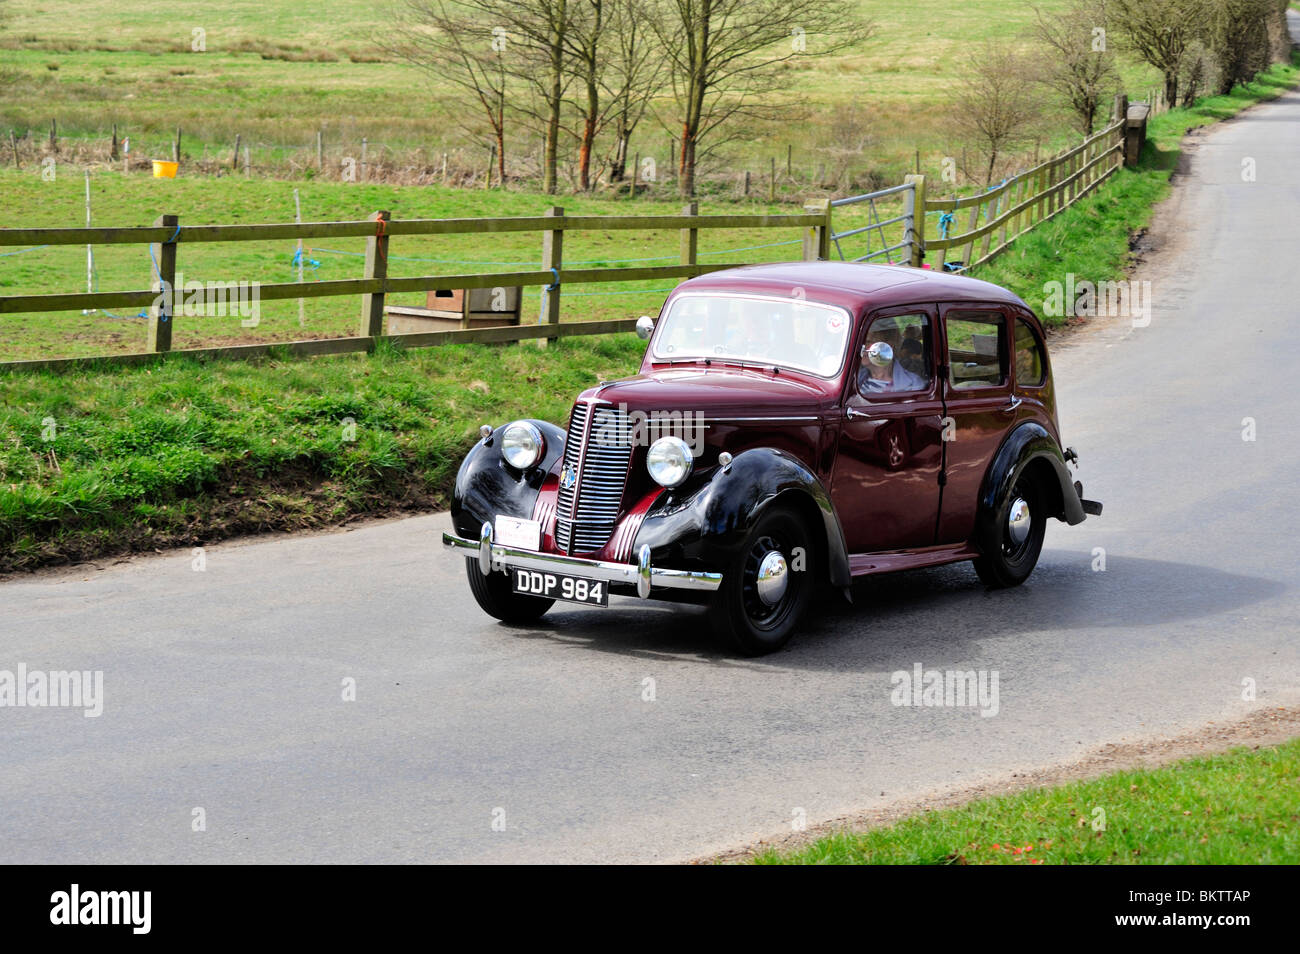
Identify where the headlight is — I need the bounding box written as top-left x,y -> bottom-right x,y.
501,421 -> 545,470
646,436 -> 693,488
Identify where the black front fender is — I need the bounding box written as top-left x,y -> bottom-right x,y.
450,419 -> 566,538
978,422 -> 1086,540
633,448 -> 851,587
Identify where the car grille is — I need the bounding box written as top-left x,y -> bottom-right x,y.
554,402 -> 633,554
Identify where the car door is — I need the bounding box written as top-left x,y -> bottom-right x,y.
830,306 -> 944,553
935,304 -> 1017,545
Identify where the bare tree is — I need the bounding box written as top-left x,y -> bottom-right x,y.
388,1 -> 571,193
1107,0 -> 1205,106
815,106 -> 876,193
561,0 -> 660,190
563,1 -> 605,191
951,44 -> 1045,186
650,0 -> 873,197
1179,40 -> 1215,106
599,0 -> 659,183
1204,0 -> 1274,93
1030,1 -> 1120,135
383,2 -> 513,185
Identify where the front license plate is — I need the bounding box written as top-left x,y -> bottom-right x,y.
511,569 -> 608,606
495,515 -> 541,551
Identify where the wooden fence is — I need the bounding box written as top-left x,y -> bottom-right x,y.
1,94 -> 1169,373
913,119 -> 1126,273
0,203 -> 831,372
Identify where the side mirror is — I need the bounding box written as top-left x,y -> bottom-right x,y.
635,315 -> 655,340
863,341 -> 894,367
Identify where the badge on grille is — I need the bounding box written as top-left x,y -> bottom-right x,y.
560,463 -> 577,490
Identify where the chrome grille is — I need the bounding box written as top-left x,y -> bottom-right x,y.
553,402 -> 632,554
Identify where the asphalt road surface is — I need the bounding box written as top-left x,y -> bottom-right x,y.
4,49 -> 1300,863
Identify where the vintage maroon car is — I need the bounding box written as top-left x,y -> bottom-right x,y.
443,262 -> 1101,655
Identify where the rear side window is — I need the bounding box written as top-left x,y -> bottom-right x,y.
946,313 -> 1006,388
1015,319 -> 1046,387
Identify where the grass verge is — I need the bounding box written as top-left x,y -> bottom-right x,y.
753,737 -> 1300,864
0,334 -> 645,573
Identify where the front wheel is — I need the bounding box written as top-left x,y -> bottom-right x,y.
464,559 -> 555,623
709,506 -> 814,656
972,476 -> 1046,588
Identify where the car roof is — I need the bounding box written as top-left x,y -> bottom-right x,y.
674,261 -> 1032,314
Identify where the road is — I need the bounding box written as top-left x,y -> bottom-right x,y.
4,46 -> 1300,863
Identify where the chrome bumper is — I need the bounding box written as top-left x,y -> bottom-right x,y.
442,523 -> 722,599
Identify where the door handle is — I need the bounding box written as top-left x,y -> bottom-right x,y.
1001,396 -> 1023,413
846,407 -> 870,421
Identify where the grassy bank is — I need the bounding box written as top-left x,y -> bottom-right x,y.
973,54 -> 1300,320
0,335 -> 645,572
753,736 -> 1300,864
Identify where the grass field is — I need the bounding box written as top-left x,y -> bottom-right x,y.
0,0 -> 1164,186
753,736 -> 1300,864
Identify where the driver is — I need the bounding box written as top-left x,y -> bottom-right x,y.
859,323 -> 928,394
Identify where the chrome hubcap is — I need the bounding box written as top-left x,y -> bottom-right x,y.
756,550 -> 789,607
1007,497 -> 1031,547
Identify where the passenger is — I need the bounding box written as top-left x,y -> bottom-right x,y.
859,326 -> 928,393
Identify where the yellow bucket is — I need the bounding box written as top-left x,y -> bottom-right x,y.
152,160 -> 179,179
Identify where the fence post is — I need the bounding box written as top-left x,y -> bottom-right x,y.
147,214 -> 179,353
359,210 -> 390,338
903,174 -> 926,268
802,198 -> 831,261
963,202 -> 979,267
680,201 -> 698,270
539,206 -> 563,346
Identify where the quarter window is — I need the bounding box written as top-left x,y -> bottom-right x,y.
946,313 -> 1006,388
1014,319 -> 1046,387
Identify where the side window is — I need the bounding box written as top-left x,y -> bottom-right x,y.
1014,319 -> 1046,387
857,313 -> 932,398
946,312 -> 1006,388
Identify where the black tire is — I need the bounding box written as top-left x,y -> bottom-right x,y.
972,475 -> 1046,588
709,506 -> 814,656
465,558 -> 555,623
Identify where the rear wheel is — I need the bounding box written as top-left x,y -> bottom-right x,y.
465,559 -> 555,623
972,476 -> 1046,588
709,506 -> 814,656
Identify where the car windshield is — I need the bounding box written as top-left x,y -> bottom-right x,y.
651,293 -> 852,378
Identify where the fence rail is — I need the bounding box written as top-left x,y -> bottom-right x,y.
0,205 -> 833,370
